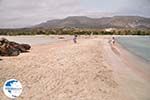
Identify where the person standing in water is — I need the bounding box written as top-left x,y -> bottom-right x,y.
73,34 -> 78,43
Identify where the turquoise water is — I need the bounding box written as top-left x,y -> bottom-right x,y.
117,36 -> 150,62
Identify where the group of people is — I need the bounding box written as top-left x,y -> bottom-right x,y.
73,35 -> 116,45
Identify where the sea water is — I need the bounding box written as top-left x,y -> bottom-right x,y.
117,36 -> 150,62
0,35 -> 72,45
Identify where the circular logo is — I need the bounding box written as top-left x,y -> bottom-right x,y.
3,79 -> 22,99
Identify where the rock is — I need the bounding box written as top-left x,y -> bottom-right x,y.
0,38 -> 31,56
58,37 -> 65,39
9,42 -> 31,52
20,44 -> 31,51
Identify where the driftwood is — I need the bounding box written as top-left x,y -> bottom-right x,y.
0,38 -> 31,56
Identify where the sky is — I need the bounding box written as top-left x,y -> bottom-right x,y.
0,0 -> 150,28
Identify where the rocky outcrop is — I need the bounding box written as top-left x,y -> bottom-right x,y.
0,38 -> 31,56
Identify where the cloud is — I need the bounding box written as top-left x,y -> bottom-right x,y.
0,0 -> 81,28
80,0 -> 150,17
0,0 -> 150,28
115,0 -> 150,17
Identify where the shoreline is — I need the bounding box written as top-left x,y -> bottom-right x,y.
0,35 -> 73,46
115,40 -> 150,81
116,36 -> 150,62
102,37 -> 150,100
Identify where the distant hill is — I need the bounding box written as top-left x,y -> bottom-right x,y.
34,16 -> 150,29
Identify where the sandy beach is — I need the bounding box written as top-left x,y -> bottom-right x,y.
0,35 -> 150,100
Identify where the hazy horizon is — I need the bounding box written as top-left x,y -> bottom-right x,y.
0,0 -> 150,28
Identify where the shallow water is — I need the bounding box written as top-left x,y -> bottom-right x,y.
0,35 -> 72,45
117,36 -> 150,62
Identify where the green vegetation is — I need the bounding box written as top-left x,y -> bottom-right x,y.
0,28 -> 150,35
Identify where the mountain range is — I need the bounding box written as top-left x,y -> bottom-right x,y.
34,16 -> 150,29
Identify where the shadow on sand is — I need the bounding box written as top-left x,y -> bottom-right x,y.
22,51 -> 30,53
0,51 -> 30,57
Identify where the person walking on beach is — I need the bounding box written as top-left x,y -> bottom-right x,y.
111,37 -> 115,44
73,34 -> 78,43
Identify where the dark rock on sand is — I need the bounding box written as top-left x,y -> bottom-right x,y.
58,37 -> 65,39
0,38 -> 31,56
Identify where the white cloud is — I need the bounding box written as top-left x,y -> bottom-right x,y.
0,0 -> 81,28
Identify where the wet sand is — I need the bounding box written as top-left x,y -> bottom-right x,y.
0,35 -> 150,100
103,37 -> 150,100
